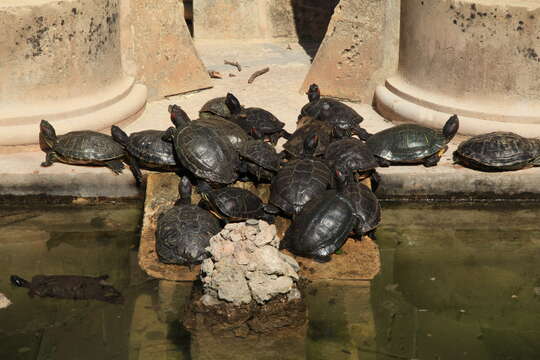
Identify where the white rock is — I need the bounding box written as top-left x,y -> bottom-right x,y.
201,294 -> 221,306
287,287 -> 302,301
248,274 -> 293,304
201,258 -> 214,275
0,293 -> 11,309
213,267 -> 251,304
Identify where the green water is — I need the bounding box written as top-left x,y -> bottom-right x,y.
0,202 -> 539,359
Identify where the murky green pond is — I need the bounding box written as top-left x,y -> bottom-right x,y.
0,202 -> 539,359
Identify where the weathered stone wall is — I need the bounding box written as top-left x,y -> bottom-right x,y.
301,0 -> 400,103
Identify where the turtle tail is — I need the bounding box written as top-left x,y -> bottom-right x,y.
10,275 -> 30,288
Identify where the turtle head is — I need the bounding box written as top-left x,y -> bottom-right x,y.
250,127 -> 263,140
332,126 -> 350,139
225,93 -> 242,115
10,275 -> 30,288
303,133 -> 319,157
334,167 -> 352,191
110,125 -> 129,147
175,176 -> 193,205
168,104 -> 191,129
307,84 -> 320,102
443,114 -> 459,142
39,120 -> 57,148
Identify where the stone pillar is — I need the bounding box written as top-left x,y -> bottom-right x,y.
301,0 -> 400,103
375,0 -> 540,136
0,0 -> 147,146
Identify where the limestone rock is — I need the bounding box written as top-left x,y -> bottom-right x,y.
0,292 -> 11,309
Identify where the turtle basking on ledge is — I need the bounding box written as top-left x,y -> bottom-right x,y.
39,120 -> 125,174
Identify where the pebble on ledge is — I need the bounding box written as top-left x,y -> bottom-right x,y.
0,292 -> 12,309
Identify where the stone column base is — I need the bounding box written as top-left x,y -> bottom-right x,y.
375,76 -> 540,137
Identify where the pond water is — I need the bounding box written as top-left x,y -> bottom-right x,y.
0,202 -> 539,359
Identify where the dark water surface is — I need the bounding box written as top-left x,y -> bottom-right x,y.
0,202 -> 539,359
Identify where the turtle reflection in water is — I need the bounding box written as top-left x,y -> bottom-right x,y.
10,274 -> 124,304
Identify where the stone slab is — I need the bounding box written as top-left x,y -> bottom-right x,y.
138,173 -> 381,281
123,0 -> 211,100
301,0 -> 400,102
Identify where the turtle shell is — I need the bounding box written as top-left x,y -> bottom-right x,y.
367,124 -> 446,163
233,108 -> 285,135
126,130 -> 177,168
325,138 -> 378,173
196,116 -> 249,151
283,118 -> 333,158
282,190 -> 355,261
239,140 -> 281,172
156,205 -> 221,265
269,158 -> 333,216
199,97 -> 232,120
454,132 -> 536,170
55,131 -> 124,163
174,123 -> 240,183
342,182 -> 381,235
301,98 -> 363,128
204,187 -> 267,220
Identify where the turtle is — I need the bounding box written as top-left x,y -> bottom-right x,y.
453,132 -> 540,171
170,104 -> 249,151
199,96 -> 235,120
270,133 -> 333,216
338,170 -> 381,239
163,105 -> 240,184
301,84 -> 371,141
281,169 -> 356,263
10,274 -> 124,304
225,93 -> 291,145
283,117 -> 335,159
324,136 -> 380,191
156,176 -> 222,265
197,182 -> 276,223
238,137 -> 282,182
111,126 -> 179,186
367,115 -> 460,167
39,120 -> 125,174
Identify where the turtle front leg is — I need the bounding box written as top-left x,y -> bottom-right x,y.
105,159 -> 125,175
41,151 -> 59,167
280,129 -> 292,140
375,156 -> 391,168
353,126 -> 372,141
423,153 -> 442,167
370,170 -> 381,192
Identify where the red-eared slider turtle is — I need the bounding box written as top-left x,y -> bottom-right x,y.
156,177 -> 222,265
111,126 -> 179,186
367,115 -> 460,167
453,132 -> 540,171
301,84 -> 371,141
338,170 -> 381,239
197,182 -> 276,223
283,117 -> 335,159
170,105 -> 249,151
270,134 -> 333,216
225,93 -> 291,145
238,134 -> 282,182
281,170 -> 355,263
325,136 -> 380,191
163,105 -> 240,184
10,274 -> 124,304
199,96 -> 236,120
39,120 -> 125,174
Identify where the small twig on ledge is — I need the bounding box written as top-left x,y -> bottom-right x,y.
208,70 -> 222,79
248,67 -> 269,84
224,60 -> 242,72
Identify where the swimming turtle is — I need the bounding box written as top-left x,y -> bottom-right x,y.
111,126 -> 179,186
270,134 -> 333,216
163,105 -> 240,184
197,182 -> 276,223
283,117 -> 335,159
281,169 -> 355,263
301,84 -> 371,141
199,96 -> 235,120
367,115 -> 460,167
325,136 -> 380,191
170,104 -> 249,151
10,274 -> 124,304
39,120 -> 125,174
338,170 -> 381,239
156,177 -> 222,265
225,93 -> 291,145
453,132 -> 540,171
238,134 -> 282,181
